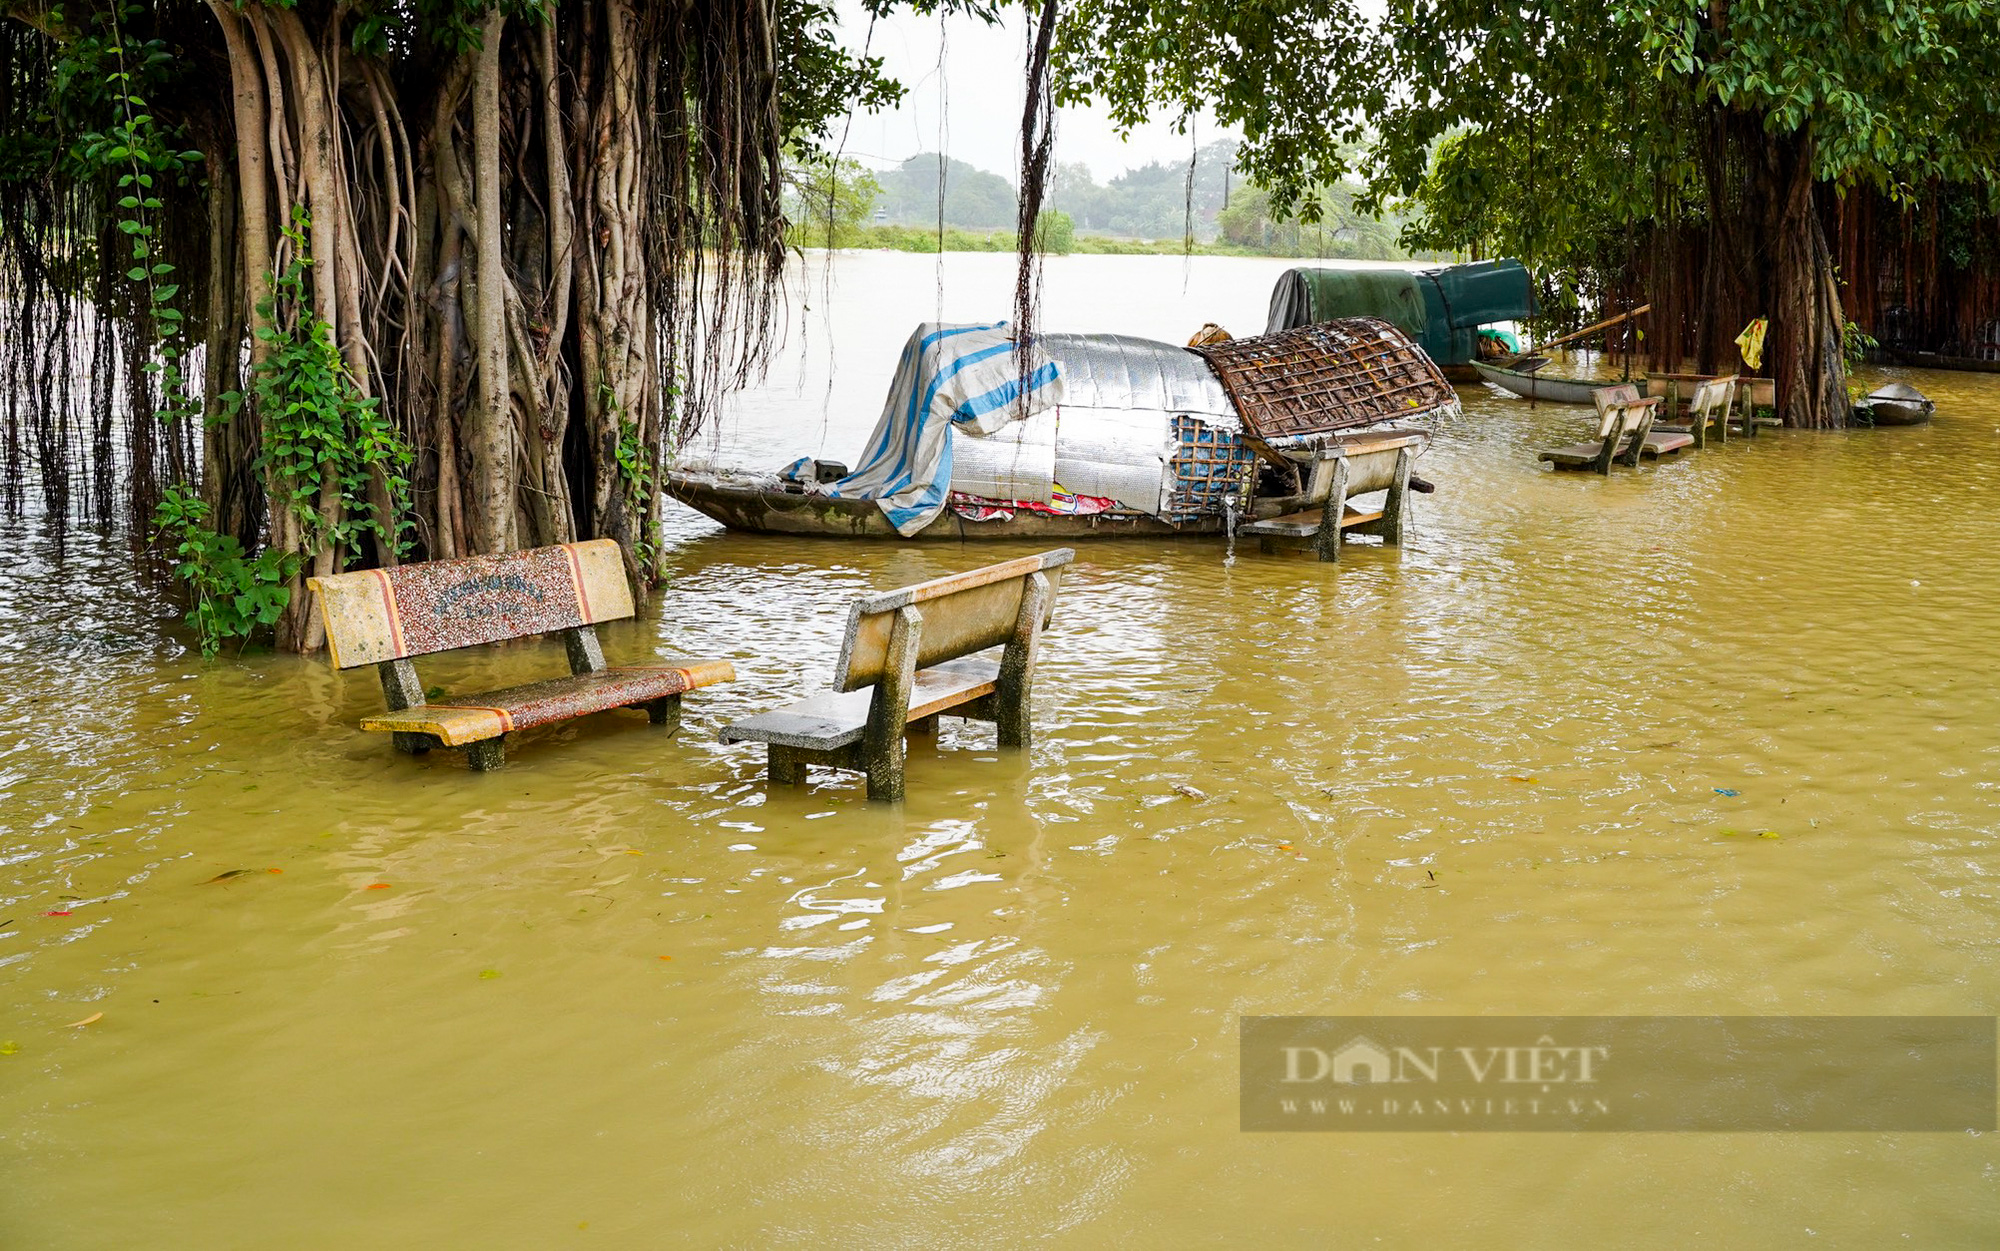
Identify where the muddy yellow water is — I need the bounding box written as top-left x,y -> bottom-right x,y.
6,260 -> 2000,1246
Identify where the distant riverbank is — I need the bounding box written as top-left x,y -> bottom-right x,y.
788,221 -> 1431,262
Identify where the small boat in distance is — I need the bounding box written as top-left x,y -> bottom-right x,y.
1471,359 -> 1610,405
1854,382 -> 1936,426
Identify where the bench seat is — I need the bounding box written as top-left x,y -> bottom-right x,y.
1240,506 -> 1384,540
1544,429 -> 1691,468
720,655 -> 997,751
362,660 -> 736,746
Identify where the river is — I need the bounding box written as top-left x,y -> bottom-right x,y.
4,251 -> 1999,1246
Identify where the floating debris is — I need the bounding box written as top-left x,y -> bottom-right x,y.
65,1012 -> 103,1028
201,869 -> 254,885
1172,784 -> 1209,801
1713,788 -> 1741,797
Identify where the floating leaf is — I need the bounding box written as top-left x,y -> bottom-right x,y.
1757,831 -> 1780,840
478,969 -> 501,979
44,910 -> 72,917
365,883 -> 391,890
65,1012 -> 103,1028
202,869 -> 253,884
0,1040 -> 18,1055
1505,776 -> 1539,783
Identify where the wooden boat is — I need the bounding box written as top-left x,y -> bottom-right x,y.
1887,348 -> 2000,375
668,428 -> 1430,541
1471,360 -> 1610,405
1854,382 -> 1935,426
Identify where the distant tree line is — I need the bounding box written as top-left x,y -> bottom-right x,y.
791,139 -> 1421,259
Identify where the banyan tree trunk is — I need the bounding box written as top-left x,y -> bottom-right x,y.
188,0 -> 718,650
1766,129 -> 1849,429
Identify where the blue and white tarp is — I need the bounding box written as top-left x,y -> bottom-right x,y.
811,322 -> 1063,536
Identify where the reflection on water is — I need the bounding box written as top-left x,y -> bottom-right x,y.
5,253 -> 2000,1246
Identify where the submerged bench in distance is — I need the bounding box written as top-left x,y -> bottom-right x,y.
1539,385 -> 1681,473
719,549 -> 1073,801
1240,428 -> 1423,561
309,539 -> 734,770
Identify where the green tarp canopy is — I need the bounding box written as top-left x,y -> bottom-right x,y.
1265,259 -> 1538,367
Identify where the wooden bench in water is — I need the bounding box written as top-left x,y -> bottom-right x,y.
1648,374 -> 1737,448
1539,387 -> 1686,472
1239,429 -> 1420,560
308,539 -> 734,770
719,549 -> 1072,801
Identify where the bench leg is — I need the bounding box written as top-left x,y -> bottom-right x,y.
995,571 -> 1050,750
864,745 -> 906,803
392,731 -> 435,755
1315,459 -> 1349,563
768,746 -> 805,786
644,694 -> 682,733
1380,447 -> 1413,546
860,605 -> 922,803
465,736 -> 506,771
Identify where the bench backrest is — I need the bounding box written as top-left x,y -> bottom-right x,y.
1689,375 -> 1738,425
834,549 -> 1074,691
1591,383 -> 1642,437
308,539 -> 634,670
1591,384 -> 1664,441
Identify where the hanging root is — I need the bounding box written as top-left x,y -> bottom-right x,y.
1014,0 -> 1060,415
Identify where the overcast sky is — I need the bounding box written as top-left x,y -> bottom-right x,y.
828,2 -> 1235,183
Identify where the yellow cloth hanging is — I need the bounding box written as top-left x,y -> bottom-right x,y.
1735,318 -> 1768,371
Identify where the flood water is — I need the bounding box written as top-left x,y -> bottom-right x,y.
5,251 -> 2000,1246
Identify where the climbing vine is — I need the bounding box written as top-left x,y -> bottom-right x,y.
251,215 -> 415,567
151,484 -> 297,655
151,214 -> 414,654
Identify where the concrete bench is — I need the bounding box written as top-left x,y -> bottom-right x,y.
1540,387 -> 1681,472
1240,428 -> 1423,561
720,549 -> 1073,801
308,539 -> 733,770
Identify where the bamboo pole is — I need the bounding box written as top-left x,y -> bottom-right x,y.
1536,303 -> 1653,354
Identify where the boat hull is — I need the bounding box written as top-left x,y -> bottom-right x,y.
1470,361 -> 1604,405
1864,402 -> 1932,426
667,429 -> 1429,540
666,475 -> 1237,540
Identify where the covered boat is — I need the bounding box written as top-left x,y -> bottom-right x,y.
1854,382 -> 1936,426
668,317 -> 1459,541
1266,259 -> 1538,376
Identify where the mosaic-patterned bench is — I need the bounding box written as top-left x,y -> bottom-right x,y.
308,540 -> 734,770
719,549 -> 1073,801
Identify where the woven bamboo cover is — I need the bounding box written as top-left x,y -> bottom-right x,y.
1192,316 -> 1455,445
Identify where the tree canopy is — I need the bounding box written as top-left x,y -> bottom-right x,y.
1052,0 -> 2000,424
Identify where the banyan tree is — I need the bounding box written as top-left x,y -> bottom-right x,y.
0,0 -> 909,650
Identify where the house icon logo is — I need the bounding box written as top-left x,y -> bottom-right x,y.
1331,1035 -> 1395,1085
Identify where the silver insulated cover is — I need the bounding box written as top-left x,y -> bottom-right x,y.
1038,333 -> 1239,426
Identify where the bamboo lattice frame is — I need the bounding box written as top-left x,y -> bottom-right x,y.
1193,317 -> 1456,452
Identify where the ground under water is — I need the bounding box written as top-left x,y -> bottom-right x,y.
4,253 -> 1999,1246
